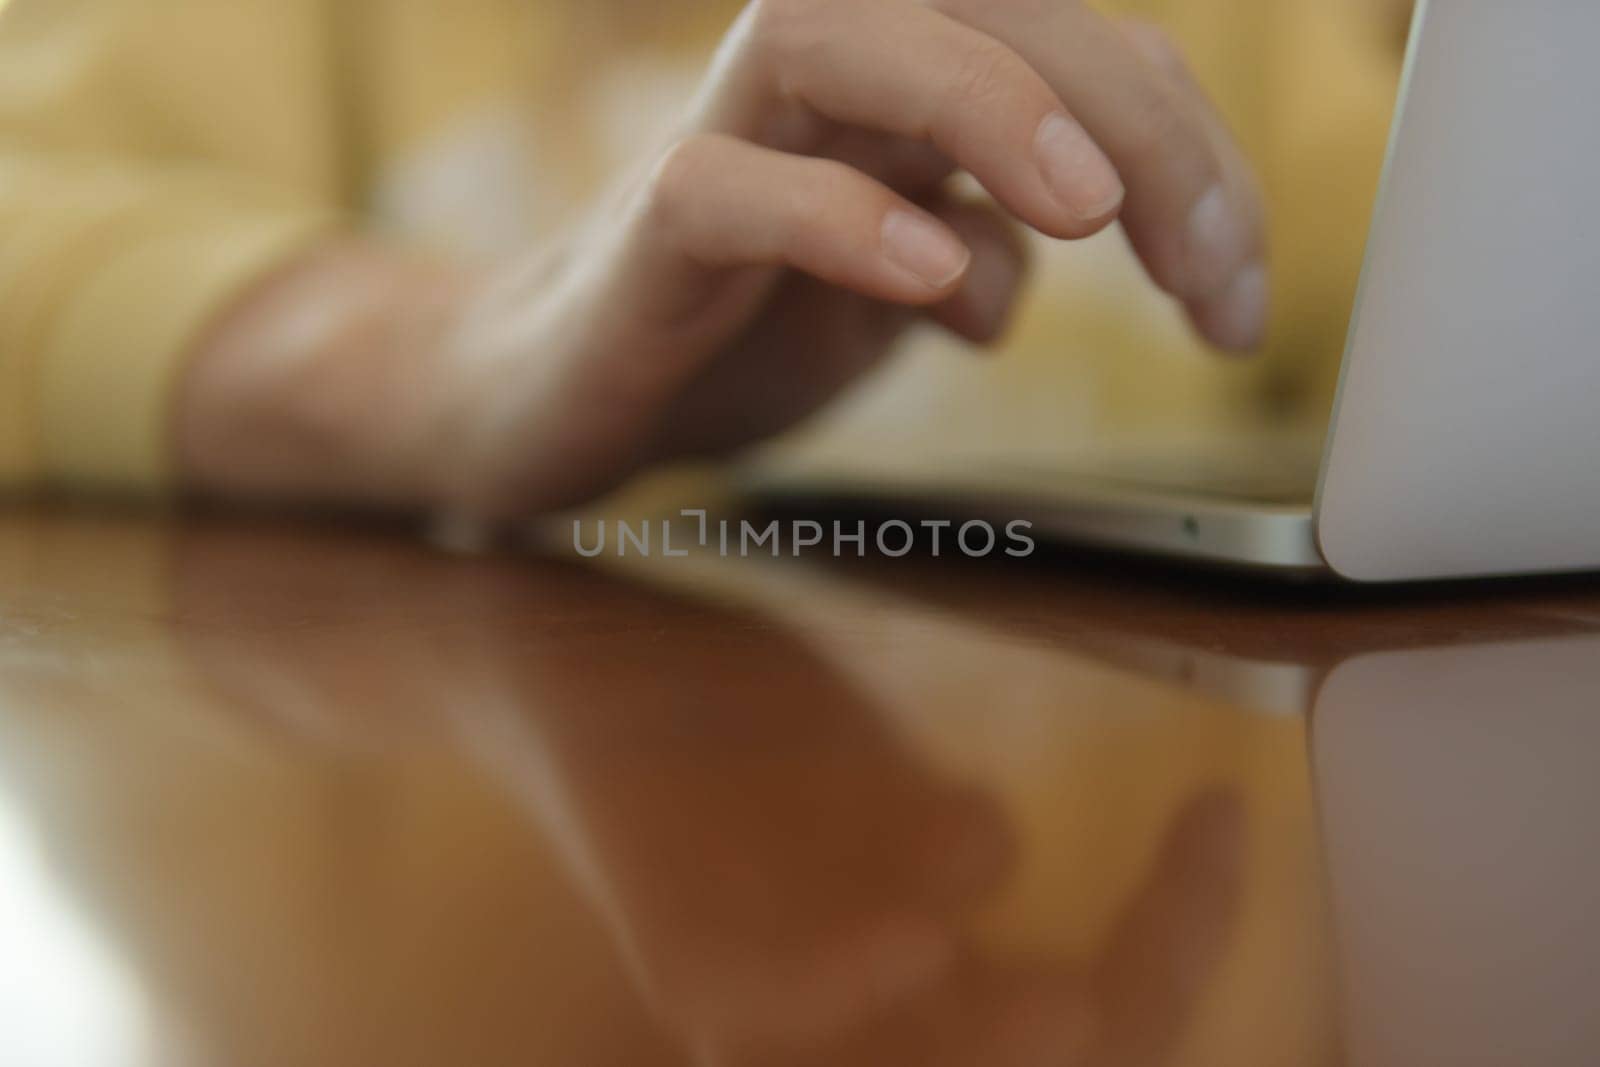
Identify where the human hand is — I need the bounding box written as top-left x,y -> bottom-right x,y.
182,1 -> 1267,516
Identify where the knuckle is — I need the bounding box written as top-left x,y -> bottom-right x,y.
745,0 -> 826,57
1125,89 -> 1215,178
782,159 -> 861,254
804,154 -> 858,190
947,38 -> 1031,113
948,0 -> 1072,21
1124,19 -> 1185,73
785,157 -> 860,230
806,157 -> 872,212
743,0 -> 843,100
643,134 -> 721,227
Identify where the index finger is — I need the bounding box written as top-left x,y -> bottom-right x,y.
696,0 -> 1127,240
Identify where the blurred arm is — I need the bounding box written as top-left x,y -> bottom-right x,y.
0,0 -> 336,494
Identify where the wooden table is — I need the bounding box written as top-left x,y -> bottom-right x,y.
2,508 -> 1596,1066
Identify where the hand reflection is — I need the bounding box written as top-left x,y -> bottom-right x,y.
717,790 -> 1244,1067
174,523 -> 1245,1067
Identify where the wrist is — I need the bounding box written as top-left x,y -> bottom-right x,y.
177,240 -> 483,510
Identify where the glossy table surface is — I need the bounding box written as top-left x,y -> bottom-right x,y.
2,508 -> 1598,1067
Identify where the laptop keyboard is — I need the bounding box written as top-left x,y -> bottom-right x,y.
1004,445 -> 1323,506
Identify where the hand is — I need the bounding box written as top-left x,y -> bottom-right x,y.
181,1 -> 1267,517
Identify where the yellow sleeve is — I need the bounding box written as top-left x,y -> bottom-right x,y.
0,0 -> 341,494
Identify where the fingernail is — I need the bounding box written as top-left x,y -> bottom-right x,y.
1034,112 -> 1124,221
1186,184 -> 1250,298
1203,262 -> 1269,352
882,209 -> 971,289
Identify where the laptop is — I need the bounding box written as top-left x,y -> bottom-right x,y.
750,1 -> 1600,583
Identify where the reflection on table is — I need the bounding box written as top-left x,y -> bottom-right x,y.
1,511 -> 1596,1065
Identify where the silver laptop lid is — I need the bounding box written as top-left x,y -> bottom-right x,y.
1315,0 -> 1600,582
